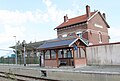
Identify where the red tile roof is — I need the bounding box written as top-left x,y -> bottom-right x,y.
55,12 -> 96,29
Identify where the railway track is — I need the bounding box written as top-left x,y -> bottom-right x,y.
0,72 -> 58,81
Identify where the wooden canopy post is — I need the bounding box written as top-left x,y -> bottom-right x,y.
72,48 -> 75,68
55,50 -> 59,67
43,50 -> 46,67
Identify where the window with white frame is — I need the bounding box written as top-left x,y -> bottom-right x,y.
76,31 -> 82,37
94,23 -> 103,28
62,34 -> 67,37
98,32 -> 102,43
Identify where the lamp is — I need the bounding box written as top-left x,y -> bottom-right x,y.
22,40 -> 26,66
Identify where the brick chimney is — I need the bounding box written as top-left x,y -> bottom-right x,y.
64,14 -> 68,22
103,13 -> 106,20
86,5 -> 91,18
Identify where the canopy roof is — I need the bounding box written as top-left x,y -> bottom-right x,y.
38,37 -> 88,50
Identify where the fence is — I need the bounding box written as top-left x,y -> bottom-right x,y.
0,56 -> 39,64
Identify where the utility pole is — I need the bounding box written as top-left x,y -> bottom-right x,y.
13,36 -> 17,65
22,40 -> 26,66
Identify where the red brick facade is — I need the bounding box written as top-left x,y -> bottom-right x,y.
87,13 -> 109,45
55,5 -> 110,45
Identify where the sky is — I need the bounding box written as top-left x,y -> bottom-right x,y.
0,0 -> 120,57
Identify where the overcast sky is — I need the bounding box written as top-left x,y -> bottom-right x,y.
0,0 -> 120,57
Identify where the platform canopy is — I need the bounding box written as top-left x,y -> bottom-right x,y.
38,37 -> 88,50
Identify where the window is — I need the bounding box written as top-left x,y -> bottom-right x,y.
51,50 -> 56,59
76,32 -> 82,37
62,34 -> 67,37
98,32 -> 102,43
45,50 -> 50,59
94,24 -> 103,28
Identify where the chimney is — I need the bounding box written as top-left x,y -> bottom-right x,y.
64,14 -> 68,22
86,5 -> 91,18
103,13 -> 106,20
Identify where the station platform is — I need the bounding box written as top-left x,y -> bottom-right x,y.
0,64 -> 120,81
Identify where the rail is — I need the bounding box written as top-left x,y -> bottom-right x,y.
0,71 -> 59,81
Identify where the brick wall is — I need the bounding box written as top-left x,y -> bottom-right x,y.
57,23 -> 87,38
45,60 -> 57,67
75,58 -> 86,68
88,13 -> 109,45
